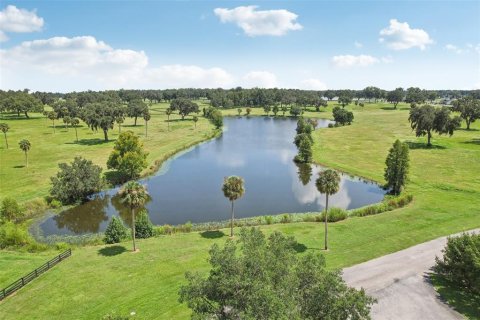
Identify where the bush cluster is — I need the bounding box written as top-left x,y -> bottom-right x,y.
104,216 -> 128,244
0,197 -> 23,222
351,193 -> 413,217
332,106 -> 354,125
135,210 -> 154,239
319,207 -> 348,222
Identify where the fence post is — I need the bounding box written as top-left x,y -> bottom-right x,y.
21,278 -> 24,286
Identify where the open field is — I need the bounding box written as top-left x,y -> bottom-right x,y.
0,102 -> 479,319
0,102 -> 215,203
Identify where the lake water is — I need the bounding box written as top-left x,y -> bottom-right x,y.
39,117 -> 386,236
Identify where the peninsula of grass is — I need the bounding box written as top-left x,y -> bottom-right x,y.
0,102 -> 479,319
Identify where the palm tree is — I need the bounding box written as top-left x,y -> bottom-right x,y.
143,111 -> 151,137
48,111 -> 57,134
316,169 -> 340,250
192,115 -> 198,128
71,118 -> 80,142
118,181 -> 149,252
0,123 -> 9,149
165,108 -> 172,131
116,115 -> 124,134
18,139 -> 31,168
222,176 -> 245,237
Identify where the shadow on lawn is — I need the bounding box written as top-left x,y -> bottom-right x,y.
427,272 -> 480,319
65,138 -> 110,146
200,230 -> 225,239
462,139 -> 480,145
406,141 -> 446,150
98,245 -> 127,257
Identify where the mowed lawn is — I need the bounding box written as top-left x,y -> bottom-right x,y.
0,102 -> 215,203
0,103 -> 479,319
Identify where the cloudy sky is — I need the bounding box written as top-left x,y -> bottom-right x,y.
0,1 -> 479,92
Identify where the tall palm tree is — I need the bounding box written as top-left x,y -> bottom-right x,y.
316,169 -> 340,250
48,111 -> 57,134
165,108 -> 172,131
118,181 -> 149,252
143,111 -> 151,137
222,176 -> 245,237
18,139 -> 31,168
0,123 -> 9,149
71,118 -> 80,142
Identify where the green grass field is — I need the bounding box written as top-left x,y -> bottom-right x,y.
0,102 -> 479,319
0,102 -> 215,203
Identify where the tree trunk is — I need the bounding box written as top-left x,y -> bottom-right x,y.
74,127 -> 78,142
324,194 -> 329,250
52,120 -> 55,134
24,111 -> 30,119
131,208 -> 137,252
145,121 -> 148,137
230,201 -> 234,237
427,131 -> 432,146
103,129 -> 108,141
3,133 -> 8,149
466,119 -> 471,130
25,151 -> 28,168
394,102 -> 398,109
134,116 -> 137,126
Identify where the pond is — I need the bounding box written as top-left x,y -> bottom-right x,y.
39,117 -> 386,236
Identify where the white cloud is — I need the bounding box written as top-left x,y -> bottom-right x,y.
379,19 -> 433,50
213,5 -> 302,36
242,71 -> 277,88
331,55 -> 379,67
354,41 -> 363,48
0,35 -> 234,91
445,44 -> 463,54
0,5 -> 44,42
300,78 -> 327,90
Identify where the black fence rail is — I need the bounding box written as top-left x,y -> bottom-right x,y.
0,248 -> 71,301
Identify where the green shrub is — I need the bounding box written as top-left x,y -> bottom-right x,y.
0,221 -> 30,248
327,123 -> 334,128
22,198 -> 48,220
49,199 -> 62,209
0,197 -> 23,222
135,210 -> 154,239
434,233 -> 480,295
104,216 -> 128,244
280,214 -> 292,223
320,207 -> 348,222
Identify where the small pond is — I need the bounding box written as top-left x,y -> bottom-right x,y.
39,117 -> 385,236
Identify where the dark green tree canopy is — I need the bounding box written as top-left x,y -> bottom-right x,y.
170,98 -> 199,120
332,106 -> 354,125
384,140 -> 409,195
81,101 -> 123,141
127,99 -> 148,126
387,88 -> 405,108
408,105 -> 461,146
452,96 -> 480,130
107,131 -> 148,180
50,156 -> 103,204
179,228 -> 375,319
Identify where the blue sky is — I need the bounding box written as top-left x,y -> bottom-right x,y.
0,1 -> 479,92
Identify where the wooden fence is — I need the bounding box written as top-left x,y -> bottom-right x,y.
0,249 -> 71,301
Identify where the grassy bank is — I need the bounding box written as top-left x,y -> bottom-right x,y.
0,102 -> 214,203
0,102 -> 479,319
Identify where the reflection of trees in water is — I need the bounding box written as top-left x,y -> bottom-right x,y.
296,162 -> 312,186
53,195 -> 109,234
111,193 -> 151,227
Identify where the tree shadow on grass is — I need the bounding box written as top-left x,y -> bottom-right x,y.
200,230 -> 226,239
406,141 -> 446,150
426,272 -> 480,319
463,139 -> 480,145
122,124 -> 144,128
65,138 -> 110,146
457,128 -> 479,132
380,106 -> 399,111
293,242 -> 308,253
98,245 -> 127,257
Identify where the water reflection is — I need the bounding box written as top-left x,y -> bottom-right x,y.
39,117 -> 386,236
